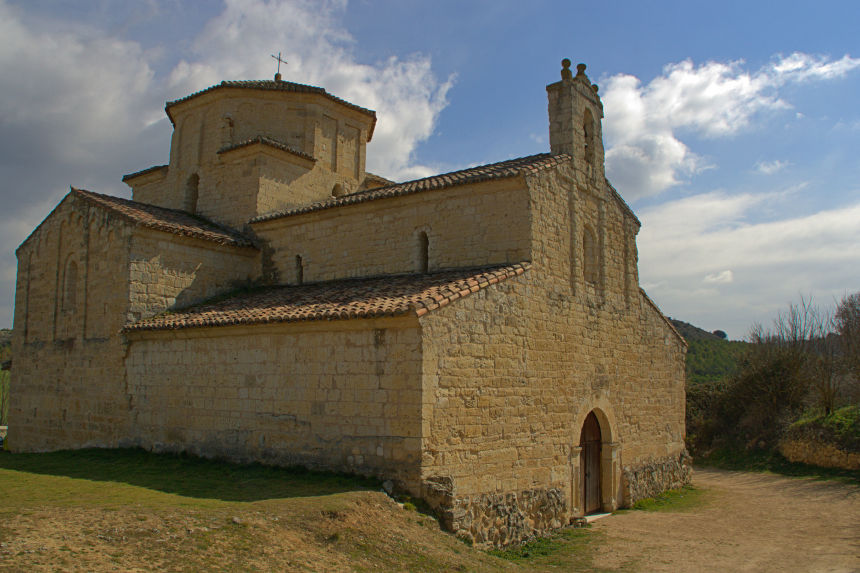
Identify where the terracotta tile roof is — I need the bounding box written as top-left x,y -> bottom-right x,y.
252,153 -> 570,224
71,188 -> 256,248
165,79 -> 377,140
124,262 -> 531,332
218,136 -> 315,163
121,164 -> 168,183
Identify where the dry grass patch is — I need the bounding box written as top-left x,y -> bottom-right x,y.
0,449 -> 526,572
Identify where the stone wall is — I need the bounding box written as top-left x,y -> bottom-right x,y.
779,439 -> 860,470
124,318 -> 425,488
443,487 -> 567,547
252,179 -> 531,285
622,451 -> 693,503
127,229 -> 259,322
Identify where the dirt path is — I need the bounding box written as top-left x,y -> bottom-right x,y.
589,468 -> 860,572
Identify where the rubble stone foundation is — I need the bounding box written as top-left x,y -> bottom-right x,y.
622,450 -> 693,504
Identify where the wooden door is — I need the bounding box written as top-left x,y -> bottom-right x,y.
580,412 -> 602,514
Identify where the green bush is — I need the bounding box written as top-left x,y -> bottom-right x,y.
787,405 -> 860,452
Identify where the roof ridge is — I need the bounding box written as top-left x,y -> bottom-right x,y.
252,153 -> 569,224
121,164 -> 168,183
217,135 -> 316,162
360,153 -> 558,194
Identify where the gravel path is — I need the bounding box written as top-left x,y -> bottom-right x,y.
590,468 -> 860,572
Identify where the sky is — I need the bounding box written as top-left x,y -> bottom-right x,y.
0,0 -> 858,339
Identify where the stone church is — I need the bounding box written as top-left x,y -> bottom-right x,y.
11,59 -> 690,545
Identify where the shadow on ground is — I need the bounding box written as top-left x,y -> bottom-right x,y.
0,448 -> 380,501
693,448 -> 859,486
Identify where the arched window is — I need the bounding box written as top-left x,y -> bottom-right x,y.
221,115 -> 234,147
295,255 -> 304,285
331,183 -> 344,198
417,231 -> 429,273
583,108 -> 595,171
583,226 -> 599,284
63,258 -> 78,313
186,173 -> 199,214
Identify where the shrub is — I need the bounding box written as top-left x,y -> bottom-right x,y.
787,406 -> 860,452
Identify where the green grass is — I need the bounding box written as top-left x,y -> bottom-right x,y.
488,526 -> 605,570
696,448 -> 860,486
630,485 -> 707,512
0,447 -> 380,504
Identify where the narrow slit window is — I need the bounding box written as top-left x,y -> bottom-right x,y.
417,232 -> 429,273
295,255 -> 304,285
186,173 -> 199,214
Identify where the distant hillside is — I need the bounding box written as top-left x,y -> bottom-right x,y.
669,319 -> 746,385
669,318 -> 725,341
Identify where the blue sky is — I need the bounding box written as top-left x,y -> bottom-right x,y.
1,0 -> 858,338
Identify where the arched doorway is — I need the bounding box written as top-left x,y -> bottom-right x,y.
579,411 -> 602,514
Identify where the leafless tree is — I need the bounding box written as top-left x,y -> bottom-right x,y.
834,292 -> 860,402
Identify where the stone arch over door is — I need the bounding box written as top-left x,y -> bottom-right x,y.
570,402 -> 620,519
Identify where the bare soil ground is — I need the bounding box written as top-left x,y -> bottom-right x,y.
591,467 -> 860,572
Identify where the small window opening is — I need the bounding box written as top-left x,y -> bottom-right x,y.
186,173 -> 199,214
295,255 -> 304,285
221,115 -> 234,147
331,183 -> 344,197
417,231 -> 429,273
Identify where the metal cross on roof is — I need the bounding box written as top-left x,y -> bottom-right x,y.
271,52 -> 287,81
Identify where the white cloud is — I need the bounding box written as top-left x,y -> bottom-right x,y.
602,53 -> 860,200
166,0 -> 452,181
0,0 -> 164,328
638,192 -> 860,338
0,2 -> 159,163
771,52 -> 860,81
755,160 -> 790,175
704,270 -> 734,284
